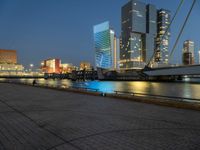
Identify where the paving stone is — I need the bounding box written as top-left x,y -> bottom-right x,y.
0,83 -> 200,150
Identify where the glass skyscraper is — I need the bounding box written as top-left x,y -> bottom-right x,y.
93,21 -> 118,69
120,0 -> 157,69
155,9 -> 171,64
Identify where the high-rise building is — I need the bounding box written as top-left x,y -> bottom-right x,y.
0,49 -> 17,64
182,40 -> 195,65
115,38 -> 120,69
155,9 -> 171,64
146,4 -> 157,63
93,21 -> 119,69
120,0 -> 157,69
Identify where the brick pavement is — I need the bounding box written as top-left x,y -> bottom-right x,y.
0,83 -> 200,150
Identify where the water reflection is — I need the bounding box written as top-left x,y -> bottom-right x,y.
2,78 -> 200,100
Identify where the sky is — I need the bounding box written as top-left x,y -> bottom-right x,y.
0,0 -> 199,68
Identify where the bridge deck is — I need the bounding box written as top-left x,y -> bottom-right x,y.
144,65 -> 200,76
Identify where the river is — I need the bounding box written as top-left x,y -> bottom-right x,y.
1,78 -> 200,100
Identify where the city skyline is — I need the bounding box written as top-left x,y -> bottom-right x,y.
0,0 -> 199,68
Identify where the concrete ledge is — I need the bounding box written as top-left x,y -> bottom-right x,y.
1,81 -> 200,111
107,94 -> 200,111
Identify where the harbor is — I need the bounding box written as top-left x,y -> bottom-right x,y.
0,0 -> 200,149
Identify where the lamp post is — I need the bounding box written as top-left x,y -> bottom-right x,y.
30,64 -> 34,74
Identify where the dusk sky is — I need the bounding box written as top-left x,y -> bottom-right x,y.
0,0 -> 199,68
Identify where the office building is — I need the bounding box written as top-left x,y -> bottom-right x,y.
120,0 -> 157,69
0,49 -> 17,64
80,62 -> 91,70
0,49 -> 24,72
41,58 -> 61,73
115,38 -> 120,69
182,40 -> 195,65
0,64 -> 24,71
155,9 -> 171,64
93,21 -> 119,69
60,63 -> 74,73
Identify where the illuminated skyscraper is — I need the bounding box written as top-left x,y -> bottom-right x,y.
155,9 -> 171,64
182,40 -> 195,65
120,0 -> 157,69
93,21 -> 119,69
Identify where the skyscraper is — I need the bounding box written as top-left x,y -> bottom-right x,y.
93,21 -> 119,69
182,40 -> 195,65
146,4 -> 157,63
120,0 -> 157,69
155,9 -> 171,64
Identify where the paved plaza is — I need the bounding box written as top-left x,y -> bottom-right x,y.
0,83 -> 200,150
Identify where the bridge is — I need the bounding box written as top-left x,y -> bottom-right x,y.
143,0 -> 198,78
143,65 -> 200,77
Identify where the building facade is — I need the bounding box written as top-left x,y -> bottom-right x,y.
41,58 -> 61,74
120,0 -> 157,69
0,64 -> 24,71
0,49 -> 24,73
0,49 -> 17,64
60,63 -> 74,73
93,21 -> 119,69
182,40 -> 195,65
80,62 -> 91,70
155,9 -> 171,64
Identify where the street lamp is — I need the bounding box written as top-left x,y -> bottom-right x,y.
30,64 -> 34,73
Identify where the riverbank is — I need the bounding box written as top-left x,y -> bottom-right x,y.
2,80 -> 200,111
0,83 -> 200,150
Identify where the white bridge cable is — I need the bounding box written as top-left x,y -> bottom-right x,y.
169,0 -> 197,60
146,0 -> 185,67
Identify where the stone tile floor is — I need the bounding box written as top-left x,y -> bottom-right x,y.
0,83 -> 200,150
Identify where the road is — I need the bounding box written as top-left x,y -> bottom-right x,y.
0,83 -> 200,150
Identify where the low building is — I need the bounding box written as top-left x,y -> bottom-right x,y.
0,64 -> 24,71
0,49 -> 24,74
80,62 -> 91,70
0,49 -> 17,64
60,63 -> 74,73
41,58 -> 61,74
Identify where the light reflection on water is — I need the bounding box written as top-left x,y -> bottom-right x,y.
2,79 -> 200,100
